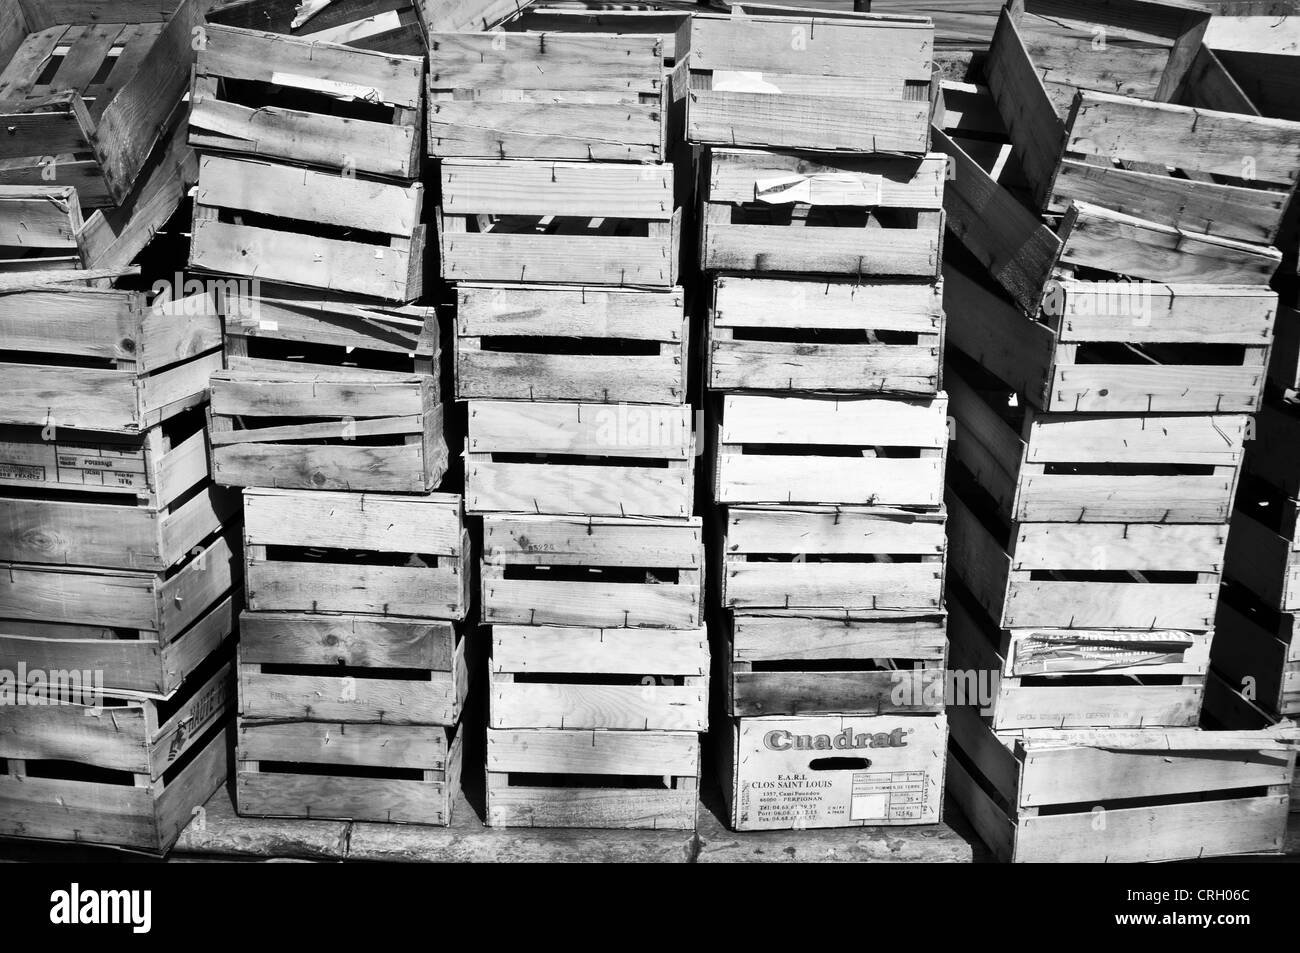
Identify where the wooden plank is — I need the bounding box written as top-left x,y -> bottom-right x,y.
240,668 -> 456,725
932,126 -> 1060,313
243,488 -> 461,554
490,679 -> 707,731
238,722 -> 448,770
984,9 -> 1064,209
482,514 -> 702,567
689,91 -> 929,153
469,400 -> 692,458
486,728 -> 698,777
441,159 -> 670,220
1059,202 -> 1282,285
492,625 -> 708,676
240,612 -> 456,670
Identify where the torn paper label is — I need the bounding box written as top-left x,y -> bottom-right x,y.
1012,632 -> 1194,675
270,72 -> 381,103
712,70 -> 783,94
754,172 -> 883,207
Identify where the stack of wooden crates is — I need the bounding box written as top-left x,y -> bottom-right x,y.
187,24 -> 471,825
429,7 -> 709,830
0,0 -> 239,855
686,7 -> 951,831
937,1 -> 1299,862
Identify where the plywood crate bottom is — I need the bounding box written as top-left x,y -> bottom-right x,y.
946,705 -> 1295,862
721,713 -> 948,831
726,611 -> 947,717
486,727 -> 699,829
0,721 -> 231,854
237,722 -> 462,826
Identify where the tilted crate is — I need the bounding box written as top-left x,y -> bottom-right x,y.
0,284 -> 222,434
986,8 -> 1300,245
236,612 -> 468,825
210,288 -> 446,493
0,0 -> 203,206
242,489 -> 469,621
439,159 -> 680,287
189,154 -> 426,301
455,283 -> 689,404
191,24 -> 425,179
701,150 -> 944,279
945,359 -> 1246,526
708,276 -> 942,395
481,514 -> 703,629
0,535 -> 239,697
945,260 -> 1274,417
0,670 -> 232,852
725,612 -> 947,717
720,506 -> 946,613
947,487 -> 1225,634
428,13 -> 688,161
946,582 -> 1208,732
947,705 -> 1294,862
721,713 -> 948,831
715,393 -> 948,507
686,8 -> 934,153
466,399 -> 695,518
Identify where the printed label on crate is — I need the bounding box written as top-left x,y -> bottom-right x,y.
1012,632 -> 1194,674
731,715 -> 946,831
0,437 -> 147,490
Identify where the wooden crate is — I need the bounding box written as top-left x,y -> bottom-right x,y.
946,358 -> 1246,525
189,154 -> 426,302
466,399 -> 694,518
0,186 -> 85,271
0,535 -> 240,697
986,8 -> 1300,245
708,276 -> 943,395
191,24 -> 424,179
686,8 -> 934,153
0,0 -> 204,206
1201,669 -> 1300,813
0,721 -> 230,853
945,255 -> 1274,416
456,283 -> 688,404
947,705 -> 1294,862
721,713 -> 948,831
481,514 -> 703,629
714,393 -> 948,507
428,12 -> 687,161
1004,0 -> 1211,108
209,373 -> 445,492
486,727 -> 699,829
240,612 -> 468,726
0,651 -> 231,775
238,722 -> 462,825
0,404 -> 209,505
1213,586 -> 1300,719
490,624 -> 708,732
721,506 -> 946,613
438,158 -> 680,287
701,150 -> 944,279
0,284 -> 222,433
211,284 -> 445,492
947,487 -> 1225,634
947,580 -> 1206,732
726,611 -> 947,717
242,488 -> 469,621
0,481 -> 237,571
